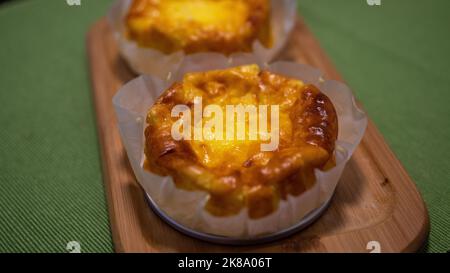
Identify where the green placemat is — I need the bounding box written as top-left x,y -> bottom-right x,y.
0,0 -> 448,253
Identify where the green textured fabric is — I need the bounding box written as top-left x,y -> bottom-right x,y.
0,0 -> 114,253
0,0 -> 448,253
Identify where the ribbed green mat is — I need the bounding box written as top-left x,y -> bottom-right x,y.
0,0 -> 448,253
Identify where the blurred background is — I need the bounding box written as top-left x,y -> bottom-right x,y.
0,0 -> 449,253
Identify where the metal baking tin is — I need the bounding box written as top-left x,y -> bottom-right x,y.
145,193 -> 332,246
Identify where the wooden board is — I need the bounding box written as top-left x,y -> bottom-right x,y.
87,18 -> 429,253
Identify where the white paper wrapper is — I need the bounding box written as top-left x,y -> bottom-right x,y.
107,0 -> 297,78
113,55 -> 368,238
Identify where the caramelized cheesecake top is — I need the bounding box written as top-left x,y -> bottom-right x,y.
144,65 -> 338,219
125,0 -> 272,54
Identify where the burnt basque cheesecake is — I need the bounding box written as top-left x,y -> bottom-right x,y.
125,0 -> 272,54
144,65 -> 338,219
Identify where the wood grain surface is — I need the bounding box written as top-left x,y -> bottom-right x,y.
86,17 -> 429,253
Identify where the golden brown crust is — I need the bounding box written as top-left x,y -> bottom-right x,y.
144,65 -> 338,219
125,0 -> 272,54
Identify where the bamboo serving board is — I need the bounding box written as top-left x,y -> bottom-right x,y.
87,18 -> 429,253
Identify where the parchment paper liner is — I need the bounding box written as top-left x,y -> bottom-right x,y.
113,55 -> 367,238
107,0 -> 297,78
